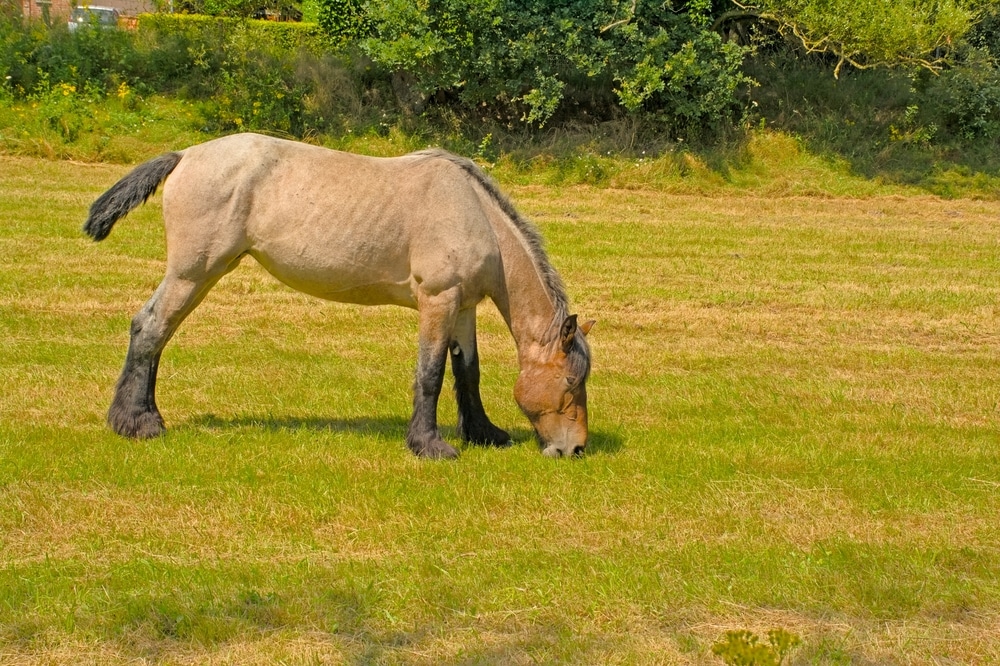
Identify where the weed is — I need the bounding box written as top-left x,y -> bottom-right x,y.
712,629 -> 801,666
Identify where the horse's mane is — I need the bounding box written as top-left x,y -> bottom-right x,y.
412,149 -> 570,323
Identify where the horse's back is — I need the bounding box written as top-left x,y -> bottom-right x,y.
160,134 -> 501,308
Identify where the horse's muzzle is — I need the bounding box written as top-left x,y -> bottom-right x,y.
541,442 -> 586,458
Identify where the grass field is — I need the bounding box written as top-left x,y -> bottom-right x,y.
1,152 -> 999,664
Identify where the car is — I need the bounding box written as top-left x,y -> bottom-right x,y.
68,5 -> 120,31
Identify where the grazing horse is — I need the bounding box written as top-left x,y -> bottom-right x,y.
84,133 -> 594,458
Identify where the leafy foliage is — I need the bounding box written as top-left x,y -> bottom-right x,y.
2,3 -> 999,173
927,3 -> 1000,140
929,51 -> 1000,140
175,0 -> 303,20
1,15 -> 136,96
316,0 -> 755,129
134,15 -> 354,135
745,0 -> 981,76
315,0 -> 368,45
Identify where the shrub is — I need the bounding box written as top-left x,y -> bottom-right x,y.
30,76 -> 95,142
139,16 -> 370,136
210,22 -> 314,133
1,17 -> 134,96
928,53 -> 1000,140
315,0 -> 754,130
919,4 -> 1000,142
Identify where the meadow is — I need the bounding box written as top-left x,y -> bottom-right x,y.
1,149 -> 999,664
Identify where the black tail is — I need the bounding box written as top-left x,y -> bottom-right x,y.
83,152 -> 183,241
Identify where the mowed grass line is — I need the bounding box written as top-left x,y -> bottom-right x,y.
1,154 -> 999,664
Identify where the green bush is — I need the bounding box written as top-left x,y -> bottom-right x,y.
173,0 -> 303,20
920,5 -> 1000,142
31,76 -> 95,142
135,15 -> 335,133
929,54 -> 1000,140
137,13 -> 326,52
315,0 -> 368,45
0,13 -> 331,99
751,0 -> 978,76
209,23 -> 313,133
967,3 -> 1000,59
1,13 -> 369,144
1,17 -> 135,96
317,0 -> 754,130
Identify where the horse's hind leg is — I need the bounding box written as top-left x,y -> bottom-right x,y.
108,268 -> 229,438
450,308 -> 510,447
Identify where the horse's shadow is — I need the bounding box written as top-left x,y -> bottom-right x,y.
188,414 -> 624,455
191,413 -> 409,437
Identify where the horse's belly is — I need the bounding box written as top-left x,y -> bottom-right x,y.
287,275 -> 417,307
251,251 -> 418,307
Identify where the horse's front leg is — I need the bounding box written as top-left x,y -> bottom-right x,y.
406,287 -> 461,459
451,308 -> 511,447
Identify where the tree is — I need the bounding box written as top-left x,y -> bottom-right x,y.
317,0 -> 753,128
717,0 -> 984,77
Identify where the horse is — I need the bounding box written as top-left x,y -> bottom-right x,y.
84,133 -> 594,459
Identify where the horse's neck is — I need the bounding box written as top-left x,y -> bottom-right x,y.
489,217 -> 560,356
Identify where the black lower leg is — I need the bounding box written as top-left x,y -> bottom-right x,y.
451,342 -> 510,446
108,344 -> 164,439
406,345 -> 457,459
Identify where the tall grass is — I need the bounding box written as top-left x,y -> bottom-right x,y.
1,155 -> 998,663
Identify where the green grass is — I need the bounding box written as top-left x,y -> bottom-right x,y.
0,90 -> 209,163
1,153 -> 999,664
3,88 -> 1000,200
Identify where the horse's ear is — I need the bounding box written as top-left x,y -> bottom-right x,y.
560,314 -> 579,351
579,319 -> 596,336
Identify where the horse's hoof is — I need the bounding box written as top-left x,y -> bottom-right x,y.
108,408 -> 165,439
408,437 -> 459,459
421,442 -> 459,459
464,423 -> 512,447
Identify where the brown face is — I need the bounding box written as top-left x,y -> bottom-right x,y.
514,315 -> 594,457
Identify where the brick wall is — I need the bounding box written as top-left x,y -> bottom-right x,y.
21,0 -> 155,20
22,0 -> 72,22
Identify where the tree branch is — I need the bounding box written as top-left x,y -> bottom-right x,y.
600,0 -> 637,33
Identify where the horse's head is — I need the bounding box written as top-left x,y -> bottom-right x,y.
514,315 -> 595,457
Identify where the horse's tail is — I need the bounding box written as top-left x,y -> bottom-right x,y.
83,151 -> 183,242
